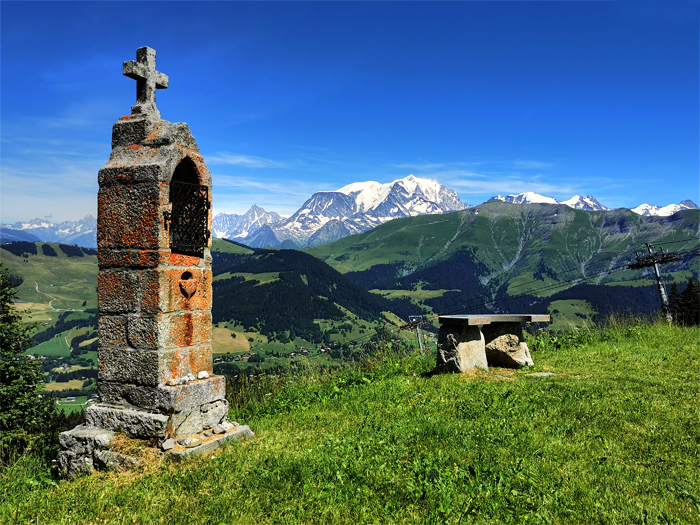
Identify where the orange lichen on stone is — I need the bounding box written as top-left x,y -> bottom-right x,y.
169,252 -> 201,267
164,346 -> 213,381
167,311 -> 212,349
98,271 -> 138,313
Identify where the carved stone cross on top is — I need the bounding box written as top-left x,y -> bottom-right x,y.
123,47 -> 169,115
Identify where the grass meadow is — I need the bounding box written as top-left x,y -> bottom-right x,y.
1,319 -> 699,524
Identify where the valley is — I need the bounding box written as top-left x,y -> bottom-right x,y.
1,204 -> 698,407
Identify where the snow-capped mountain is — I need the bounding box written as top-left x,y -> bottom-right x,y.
489,192 -> 559,205
488,192 -> 700,216
242,175 -> 467,248
212,205 -> 281,240
488,192 -> 609,211
559,195 -> 610,211
0,215 -> 97,247
631,200 -> 698,217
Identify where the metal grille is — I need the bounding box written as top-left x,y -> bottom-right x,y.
170,181 -> 210,252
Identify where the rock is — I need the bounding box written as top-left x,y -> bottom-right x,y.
167,399 -> 229,439
493,374 -> 514,381
161,438 -> 176,451
197,370 -> 209,379
184,438 -> 201,448
482,322 -> 534,368
168,425 -> 255,460
204,432 -> 213,437
57,426 -> 117,478
85,404 -> 169,439
185,373 -> 196,383
178,437 -> 193,446
213,421 -> 234,434
435,326 -> 488,373
529,372 -> 555,378
485,336 -> 534,368
94,449 -> 141,471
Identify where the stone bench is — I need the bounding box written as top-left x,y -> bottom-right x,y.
435,314 -> 550,373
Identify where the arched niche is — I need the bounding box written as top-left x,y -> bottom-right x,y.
171,156 -> 200,185
168,157 -> 210,256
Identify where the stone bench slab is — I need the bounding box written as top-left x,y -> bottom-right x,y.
438,314 -> 550,326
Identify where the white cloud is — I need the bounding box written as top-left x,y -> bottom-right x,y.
512,160 -> 555,170
207,153 -> 290,169
434,170 -> 574,197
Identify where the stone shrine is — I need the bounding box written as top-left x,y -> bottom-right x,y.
59,47 -> 252,476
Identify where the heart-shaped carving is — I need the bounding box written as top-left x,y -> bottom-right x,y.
179,279 -> 197,299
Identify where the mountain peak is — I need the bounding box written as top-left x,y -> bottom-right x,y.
337,174 -> 466,215
631,200 -> 698,217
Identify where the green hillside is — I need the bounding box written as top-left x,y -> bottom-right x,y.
305,204 -> 700,324
0,242 -> 97,324
210,240 -> 414,371
306,203 -> 698,282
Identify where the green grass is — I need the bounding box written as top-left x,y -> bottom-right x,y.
26,331 -> 71,357
548,299 -> 595,332
212,271 -> 282,284
211,238 -> 255,254
2,321 -> 699,524
54,396 -> 88,415
0,242 -> 98,317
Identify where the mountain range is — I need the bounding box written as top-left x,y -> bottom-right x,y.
214,175 -> 466,248
2,176 -> 696,249
488,192 -> 699,215
0,215 -> 97,247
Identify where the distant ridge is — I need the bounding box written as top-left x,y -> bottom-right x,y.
488,192 -> 608,211
0,215 -> 97,248
488,192 -> 697,216
219,174 -> 468,249
631,200 -> 699,217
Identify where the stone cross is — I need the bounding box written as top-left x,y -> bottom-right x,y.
123,47 -> 169,114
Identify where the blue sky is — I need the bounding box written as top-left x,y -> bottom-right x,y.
1,1 -> 698,223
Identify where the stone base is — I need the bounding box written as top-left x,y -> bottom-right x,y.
86,404 -> 169,438
88,375 -> 228,439
57,419 -> 253,478
85,398 -> 229,440
57,426 -> 140,478
168,425 -> 254,460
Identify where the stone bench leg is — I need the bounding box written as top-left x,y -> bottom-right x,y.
436,325 -> 488,373
481,322 -> 533,368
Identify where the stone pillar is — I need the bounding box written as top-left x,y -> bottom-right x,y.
58,48 -> 251,476
90,109 -> 227,439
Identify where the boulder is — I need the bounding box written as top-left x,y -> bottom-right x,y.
436,326 -> 488,373
482,322 -> 534,368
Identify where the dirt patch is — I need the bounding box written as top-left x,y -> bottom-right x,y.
45,379 -> 85,391
212,327 -> 250,355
